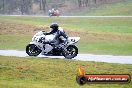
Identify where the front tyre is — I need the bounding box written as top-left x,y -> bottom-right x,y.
26,44 -> 42,56
62,45 -> 78,59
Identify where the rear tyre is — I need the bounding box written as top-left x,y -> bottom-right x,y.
26,44 -> 42,56
62,45 -> 78,59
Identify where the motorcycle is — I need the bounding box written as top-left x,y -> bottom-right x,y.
48,9 -> 60,17
26,30 -> 80,59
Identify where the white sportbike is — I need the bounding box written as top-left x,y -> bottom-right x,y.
26,29 -> 80,59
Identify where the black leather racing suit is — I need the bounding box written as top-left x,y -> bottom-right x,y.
44,28 -> 68,47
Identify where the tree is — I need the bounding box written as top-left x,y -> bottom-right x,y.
94,0 -> 97,4
0,0 -> 5,14
41,0 -> 47,12
78,0 -> 82,8
0,0 -> 125,15
85,0 -> 89,7
20,0 -> 32,15
2,0 -> 5,14
78,0 -> 90,8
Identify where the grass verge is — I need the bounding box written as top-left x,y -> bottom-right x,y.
0,16 -> 132,33
0,56 -> 132,88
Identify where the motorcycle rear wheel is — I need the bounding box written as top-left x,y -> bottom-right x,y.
26,44 -> 42,56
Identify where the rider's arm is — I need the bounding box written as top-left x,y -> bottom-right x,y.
58,30 -> 68,40
61,31 -> 68,39
58,27 -> 68,39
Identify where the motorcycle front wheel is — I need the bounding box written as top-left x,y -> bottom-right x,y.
62,45 -> 78,59
26,44 -> 42,56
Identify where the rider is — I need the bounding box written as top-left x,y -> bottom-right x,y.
44,23 -> 68,48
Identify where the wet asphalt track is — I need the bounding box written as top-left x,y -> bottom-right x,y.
0,50 -> 132,64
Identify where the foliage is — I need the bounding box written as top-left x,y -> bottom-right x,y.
0,0 -> 129,15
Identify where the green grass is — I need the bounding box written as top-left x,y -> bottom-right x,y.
0,35 -> 31,50
78,40 -> 132,55
0,16 -> 132,33
0,56 -> 132,88
77,0 -> 132,16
